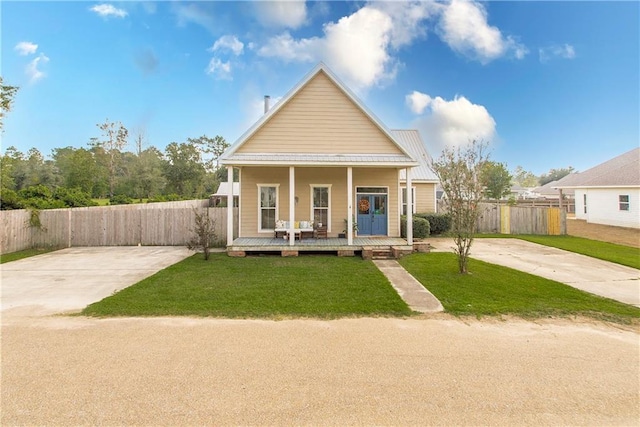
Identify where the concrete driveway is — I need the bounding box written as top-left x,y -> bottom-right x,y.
430,238 -> 640,307
1,246 -> 192,317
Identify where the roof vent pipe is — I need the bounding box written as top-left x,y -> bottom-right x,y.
264,95 -> 271,114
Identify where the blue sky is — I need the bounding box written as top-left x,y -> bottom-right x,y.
2,0 -> 638,175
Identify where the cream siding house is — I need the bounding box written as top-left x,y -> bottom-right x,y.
219,63 -> 437,252
554,147 -> 639,229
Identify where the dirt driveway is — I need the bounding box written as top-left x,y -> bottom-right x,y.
2,316 -> 638,426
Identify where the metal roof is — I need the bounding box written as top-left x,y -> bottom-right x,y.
553,147 -> 640,188
220,153 -> 416,167
392,130 -> 438,182
212,182 -> 240,196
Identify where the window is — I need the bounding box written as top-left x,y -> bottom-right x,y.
258,185 -> 278,231
311,185 -> 330,228
583,194 -> 587,214
619,195 -> 630,211
401,187 -> 416,215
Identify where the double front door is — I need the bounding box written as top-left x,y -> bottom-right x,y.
357,194 -> 387,235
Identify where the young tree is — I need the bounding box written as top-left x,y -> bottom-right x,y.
95,119 -> 129,197
431,140 -> 490,274
187,208 -> 217,260
0,76 -> 19,130
480,161 -> 512,199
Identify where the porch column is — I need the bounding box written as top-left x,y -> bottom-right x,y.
406,167 -> 413,245
226,166 -> 234,246
289,166 -> 295,247
347,167 -> 353,245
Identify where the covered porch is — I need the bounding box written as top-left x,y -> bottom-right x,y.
227,236 -> 413,259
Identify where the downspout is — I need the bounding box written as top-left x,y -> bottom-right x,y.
406,167 -> 413,246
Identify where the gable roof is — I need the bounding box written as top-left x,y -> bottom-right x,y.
392,130 -> 438,182
211,182 -> 239,197
553,147 -> 640,188
220,63 -> 416,167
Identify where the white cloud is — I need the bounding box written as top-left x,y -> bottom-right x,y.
26,53 -> 50,84
209,35 -> 244,56
255,0 -> 307,29
171,2 -> 215,32
15,41 -> 38,56
257,32 -> 319,62
406,91 -> 432,115
258,6 -> 410,90
409,91 -> 496,153
206,58 -> 232,80
539,44 -> 576,63
367,1 -> 438,49
437,0 -> 527,63
90,3 -> 128,18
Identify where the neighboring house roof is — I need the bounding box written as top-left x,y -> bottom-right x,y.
212,182 -> 239,197
219,62 -> 417,168
553,147 -> 640,189
534,177 -> 575,197
393,129 -> 438,182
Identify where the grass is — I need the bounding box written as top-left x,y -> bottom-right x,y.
82,253 -> 413,318
400,252 -> 640,324
0,247 -> 59,264
476,234 -> 640,269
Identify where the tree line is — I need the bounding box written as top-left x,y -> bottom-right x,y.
0,119 -> 231,210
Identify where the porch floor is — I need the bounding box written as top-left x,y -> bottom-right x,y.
228,236 -> 410,253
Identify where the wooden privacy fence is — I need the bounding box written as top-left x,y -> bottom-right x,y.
476,203 -> 566,235
0,200 -> 239,255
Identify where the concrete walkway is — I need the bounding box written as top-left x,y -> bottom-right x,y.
373,260 -> 443,313
1,246 -> 192,317
429,238 -> 640,307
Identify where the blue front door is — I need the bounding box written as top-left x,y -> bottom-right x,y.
357,194 -> 387,235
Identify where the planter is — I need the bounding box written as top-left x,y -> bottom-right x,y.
338,233 -> 346,238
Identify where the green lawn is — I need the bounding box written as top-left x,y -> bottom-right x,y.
0,247 -> 59,264
82,254 -> 413,318
476,234 -> 640,269
400,252 -> 640,324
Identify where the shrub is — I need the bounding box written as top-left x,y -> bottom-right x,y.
53,187 -> 97,207
0,189 -> 23,210
109,194 -> 134,205
416,213 -> 451,235
400,215 -> 430,239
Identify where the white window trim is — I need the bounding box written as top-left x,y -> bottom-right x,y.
257,184 -> 279,233
310,184 -> 332,232
619,194 -> 630,211
401,186 -> 417,214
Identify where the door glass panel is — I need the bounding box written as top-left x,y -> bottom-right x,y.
374,196 -> 386,215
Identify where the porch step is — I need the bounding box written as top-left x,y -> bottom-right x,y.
371,247 -> 394,260
362,246 -> 395,259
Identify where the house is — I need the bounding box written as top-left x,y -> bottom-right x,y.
553,147 -> 639,229
209,182 -> 239,207
218,63 -> 438,256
